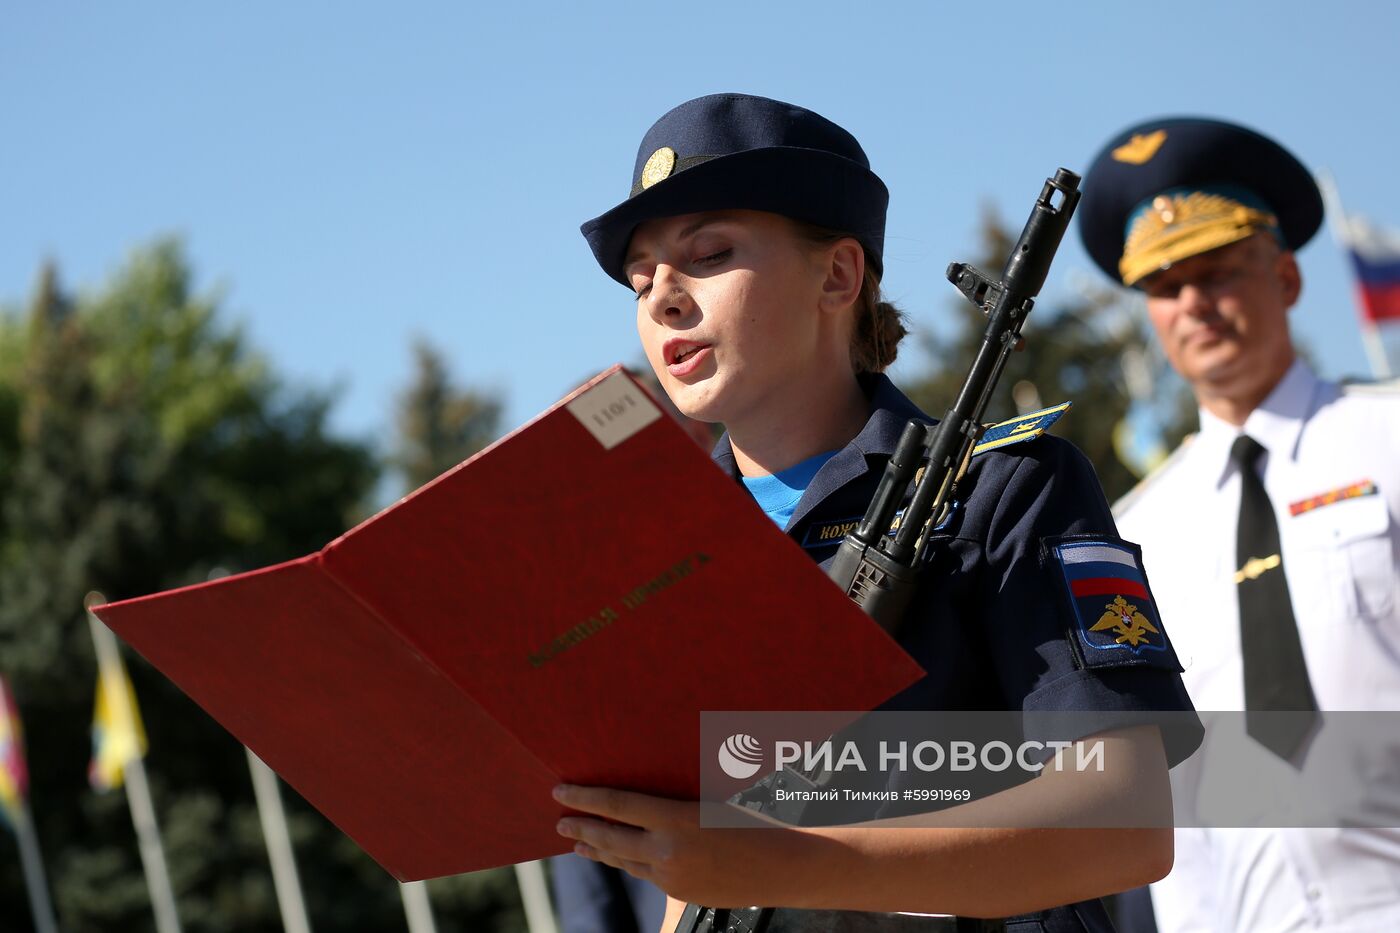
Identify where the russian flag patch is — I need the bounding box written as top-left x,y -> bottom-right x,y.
1046,536 -> 1180,671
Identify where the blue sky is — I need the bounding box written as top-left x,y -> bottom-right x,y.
5,1 -> 1398,457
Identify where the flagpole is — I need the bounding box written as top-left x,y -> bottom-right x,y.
514,861 -> 560,933
11,803 -> 59,933
247,748 -> 314,933
1360,323 -> 1394,379
400,880 -> 438,933
1317,170 -> 1394,379
0,675 -> 57,933
86,595 -> 183,933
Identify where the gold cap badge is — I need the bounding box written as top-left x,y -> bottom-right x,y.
1112,130 -> 1168,165
640,147 -> 677,190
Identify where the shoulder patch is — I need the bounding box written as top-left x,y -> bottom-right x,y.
972,402 -> 1072,457
1111,434 -> 1195,519
1043,536 -> 1181,673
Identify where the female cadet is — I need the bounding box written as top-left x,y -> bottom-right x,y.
553,94 -> 1201,933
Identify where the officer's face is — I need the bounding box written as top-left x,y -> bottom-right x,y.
1140,234 -> 1301,397
625,210 -> 833,424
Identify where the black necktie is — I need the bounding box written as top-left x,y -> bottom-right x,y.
1232,434 -> 1319,761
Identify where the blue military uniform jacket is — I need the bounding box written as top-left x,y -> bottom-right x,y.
710,373 -> 1202,933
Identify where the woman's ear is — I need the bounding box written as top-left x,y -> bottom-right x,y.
819,238 -> 865,315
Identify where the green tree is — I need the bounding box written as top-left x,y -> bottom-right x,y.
394,340 -> 502,491
0,241 -> 518,932
904,209 -> 1194,504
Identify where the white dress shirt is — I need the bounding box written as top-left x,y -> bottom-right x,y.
1115,360 -> 1400,932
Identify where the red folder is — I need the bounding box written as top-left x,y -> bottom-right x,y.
92,367 -> 924,881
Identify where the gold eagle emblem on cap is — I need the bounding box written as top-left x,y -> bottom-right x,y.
1112,130 -> 1168,165
640,147 -> 677,190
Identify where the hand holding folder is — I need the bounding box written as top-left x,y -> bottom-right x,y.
92,367 -> 923,880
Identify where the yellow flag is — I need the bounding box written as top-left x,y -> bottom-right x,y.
88,660 -> 148,792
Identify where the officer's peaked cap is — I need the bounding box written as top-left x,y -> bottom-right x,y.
1079,116 -> 1323,286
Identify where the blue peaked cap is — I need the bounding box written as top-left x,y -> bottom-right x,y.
1078,116 -> 1323,285
581,94 -> 889,287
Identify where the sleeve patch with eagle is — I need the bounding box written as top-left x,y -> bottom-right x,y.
1045,536 -> 1181,672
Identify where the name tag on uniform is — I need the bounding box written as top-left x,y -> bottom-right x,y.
801,504 -> 959,549
803,510 -> 908,548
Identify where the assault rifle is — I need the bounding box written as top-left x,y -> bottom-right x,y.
826,167 -> 1082,627
677,168 -> 1081,933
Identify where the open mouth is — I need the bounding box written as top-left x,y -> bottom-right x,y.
663,339 -> 709,364
662,340 -> 712,376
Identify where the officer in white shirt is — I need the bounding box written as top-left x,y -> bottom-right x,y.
1078,117 -> 1400,932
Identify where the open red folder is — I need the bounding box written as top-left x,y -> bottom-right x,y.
92,367 -> 925,881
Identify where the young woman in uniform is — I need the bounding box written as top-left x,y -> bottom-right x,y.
553,93 -> 1200,933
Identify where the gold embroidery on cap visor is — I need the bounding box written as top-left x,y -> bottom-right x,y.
1112,130 -> 1168,165
640,147 -> 677,190
1119,191 -> 1279,286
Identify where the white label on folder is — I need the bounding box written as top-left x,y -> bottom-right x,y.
567,371 -> 662,450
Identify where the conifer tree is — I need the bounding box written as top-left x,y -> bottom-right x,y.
394,340 -> 502,491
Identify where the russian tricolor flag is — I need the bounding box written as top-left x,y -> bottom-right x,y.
1344,216 -> 1400,323
1058,541 -> 1151,601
